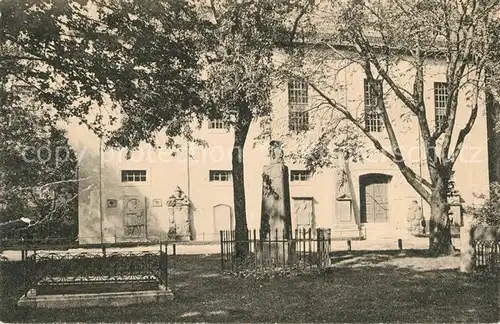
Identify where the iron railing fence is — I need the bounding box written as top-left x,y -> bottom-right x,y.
23,244 -> 169,296
473,239 -> 500,274
1,232 -> 227,253
220,228 -> 332,274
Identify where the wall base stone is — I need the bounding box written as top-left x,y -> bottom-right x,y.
17,288 -> 174,309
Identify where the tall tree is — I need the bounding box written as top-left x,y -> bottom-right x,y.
202,0 -> 314,257
78,0 -> 314,257
293,0 -> 500,253
1,0 -> 207,236
0,86 -> 79,241
1,0 -> 207,139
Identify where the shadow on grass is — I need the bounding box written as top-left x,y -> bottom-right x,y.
330,249 -> 462,272
1,252 -> 498,323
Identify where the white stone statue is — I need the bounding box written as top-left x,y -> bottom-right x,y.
269,140 -> 284,164
335,155 -> 351,199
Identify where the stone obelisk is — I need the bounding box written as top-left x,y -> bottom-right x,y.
259,141 -> 292,262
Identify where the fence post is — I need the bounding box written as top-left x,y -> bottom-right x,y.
308,228 -> 312,265
220,230 -> 224,271
275,228 -> 279,265
282,229 -> 286,270
398,239 -> 403,251
254,229 -> 258,269
317,228 -> 331,269
165,243 -> 169,289
460,226 -> 475,273
302,228 -> 306,269
158,243 -> 163,289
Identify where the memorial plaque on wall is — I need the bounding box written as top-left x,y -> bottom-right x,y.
338,199 -> 352,222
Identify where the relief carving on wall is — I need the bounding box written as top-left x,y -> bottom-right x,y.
123,197 -> 145,237
293,198 -> 314,231
167,186 -> 190,207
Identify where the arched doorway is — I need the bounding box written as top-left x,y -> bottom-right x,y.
359,174 -> 392,223
213,204 -> 233,236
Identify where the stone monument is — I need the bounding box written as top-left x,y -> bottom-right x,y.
259,141 -> 292,261
166,186 -> 191,241
406,200 -> 424,236
333,155 -> 360,238
448,194 -> 463,227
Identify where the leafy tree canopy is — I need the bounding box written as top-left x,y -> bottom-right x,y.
1,0 -> 208,149
0,87 -> 78,240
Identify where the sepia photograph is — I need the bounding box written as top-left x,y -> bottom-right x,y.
0,0 -> 499,322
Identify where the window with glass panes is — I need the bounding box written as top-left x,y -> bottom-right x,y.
288,79 -> 309,132
209,170 -> 232,181
290,170 -> 311,182
208,119 -> 227,129
121,170 -> 147,182
364,79 -> 383,132
434,82 -> 448,129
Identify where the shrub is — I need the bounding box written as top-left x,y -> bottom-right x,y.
467,182 -> 500,227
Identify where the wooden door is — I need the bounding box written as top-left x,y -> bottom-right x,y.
360,175 -> 389,223
213,204 -> 232,235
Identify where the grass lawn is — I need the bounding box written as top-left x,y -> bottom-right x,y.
1,250 -> 498,323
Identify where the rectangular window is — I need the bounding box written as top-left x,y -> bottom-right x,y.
208,119 -> 227,130
364,79 -> 383,132
289,111 -> 309,132
434,82 -> 448,129
288,79 -> 309,132
288,79 -> 308,105
290,170 -> 311,182
121,170 -> 147,182
209,170 -> 232,182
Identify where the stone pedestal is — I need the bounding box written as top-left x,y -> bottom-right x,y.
260,163 -> 292,238
332,156 -> 360,239
316,228 -> 331,269
460,226 -> 474,273
259,141 -> 292,263
449,203 -> 463,227
337,197 -> 353,223
460,225 -> 500,273
333,197 -> 360,239
166,186 -> 191,241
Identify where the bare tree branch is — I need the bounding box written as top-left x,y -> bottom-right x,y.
210,0 -> 219,25
289,0 -> 312,44
349,29 -> 420,116
7,176 -> 93,194
449,102 -> 479,166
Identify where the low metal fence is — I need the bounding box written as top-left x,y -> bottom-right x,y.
220,228 -> 331,274
23,243 -> 169,296
1,233 -> 225,255
473,239 -> 500,274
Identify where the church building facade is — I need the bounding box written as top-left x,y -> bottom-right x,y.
68,52 -> 490,244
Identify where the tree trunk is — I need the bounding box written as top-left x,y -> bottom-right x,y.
232,107 -> 252,259
428,176 -> 454,254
